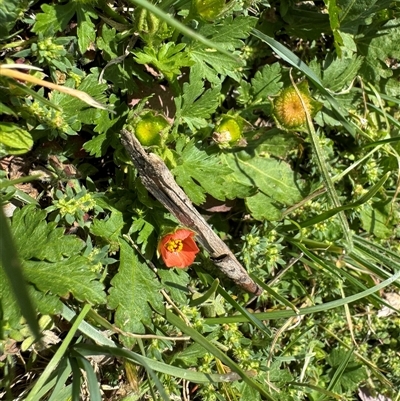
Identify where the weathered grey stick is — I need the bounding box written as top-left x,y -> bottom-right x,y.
121,129 -> 263,296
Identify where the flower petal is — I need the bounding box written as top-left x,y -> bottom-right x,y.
172,228 -> 194,241
158,228 -> 199,268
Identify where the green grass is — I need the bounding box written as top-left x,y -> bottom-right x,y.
2,0 -> 400,400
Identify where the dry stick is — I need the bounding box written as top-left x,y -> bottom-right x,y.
120,129 -> 263,296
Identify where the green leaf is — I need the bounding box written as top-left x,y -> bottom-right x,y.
172,139 -> 232,204
238,63 -> 283,105
29,287 -> 62,316
246,129 -> 300,158
107,240 -> 163,347
83,133 -> 112,157
0,0 -> 30,38
358,18 -> 400,81
325,348 -> 368,393
337,0 -> 393,33
174,69 -> 221,131
23,256 -> 106,305
91,209 -> 126,249
187,16 -> 257,82
96,25 -> 141,93
51,72 -> 109,126
3,205 -> 105,317
0,122 -> 33,155
32,3 -> 77,35
321,54 -> 363,92
0,263 -> 24,331
283,6 -> 331,41
133,43 -> 194,81
221,151 -> 303,221
76,5 -> 97,54
11,206 -> 84,262
358,201 -> 393,239
0,102 -> 17,116
127,0 -> 239,61
158,268 -> 190,305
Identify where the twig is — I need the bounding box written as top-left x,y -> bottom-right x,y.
120,129 -> 263,296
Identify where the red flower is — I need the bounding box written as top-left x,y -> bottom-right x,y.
158,229 -> 200,268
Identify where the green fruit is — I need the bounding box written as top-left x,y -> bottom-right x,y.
135,114 -> 169,146
193,0 -> 225,21
213,116 -> 243,147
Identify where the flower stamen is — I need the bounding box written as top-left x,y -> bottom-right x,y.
165,239 -> 183,253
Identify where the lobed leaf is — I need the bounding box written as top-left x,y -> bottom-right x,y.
221,151 -> 304,220
107,240 -> 163,347
172,139 -> 232,204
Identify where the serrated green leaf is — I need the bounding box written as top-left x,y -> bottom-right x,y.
358,18 -> 400,81
221,152 -> 303,221
76,5 -> 97,54
107,240 -> 163,347
338,0 -> 393,33
29,287 -> 63,316
187,16 -> 257,82
158,268 -> 190,305
133,43 -> 194,81
174,69 -> 220,131
248,63 -> 283,103
83,133 -> 110,157
11,205 -> 84,262
51,72 -> 109,126
91,210 -> 125,246
96,25 -> 141,93
23,256 -> 106,305
172,139 -> 232,204
32,3 -> 76,35
321,54 -> 363,92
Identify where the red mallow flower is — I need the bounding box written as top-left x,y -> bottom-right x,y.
158,229 -> 200,268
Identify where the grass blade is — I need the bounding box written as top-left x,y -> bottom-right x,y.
205,268 -> 400,324
48,358 -> 73,401
291,172 -> 389,229
164,309 -> 274,400
74,342 -> 250,384
74,354 -> 102,401
217,284 -> 272,337
25,304 -> 92,401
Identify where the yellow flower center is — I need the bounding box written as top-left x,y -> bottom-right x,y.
165,239 -> 183,253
